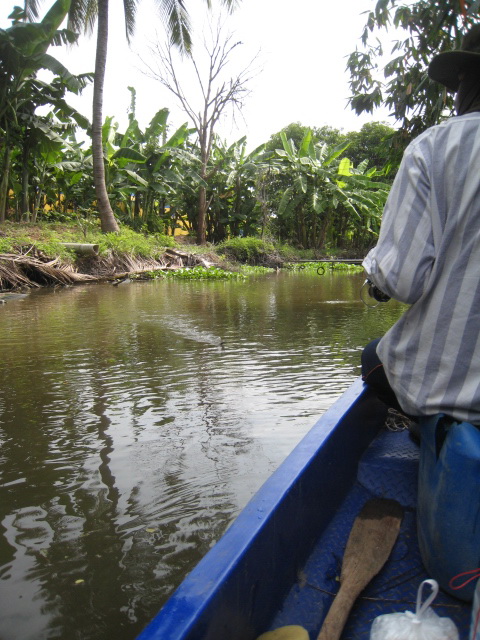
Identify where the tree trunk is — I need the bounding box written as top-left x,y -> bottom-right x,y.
197,185 -> 207,244
297,204 -> 306,248
21,143 -> 30,222
318,214 -> 331,250
0,147 -> 12,223
92,0 -> 120,233
134,192 -> 141,221
32,161 -> 47,223
33,189 -> 43,223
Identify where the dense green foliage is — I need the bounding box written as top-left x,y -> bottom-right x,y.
347,0 -> 480,148
94,227 -> 177,257
217,237 -> 276,264
0,1 -> 92,223
266,122 -> 396,174
0,2 -> 400,256
269,129 -> 390,251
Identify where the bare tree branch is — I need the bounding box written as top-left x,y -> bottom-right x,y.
142,19 -> 257,244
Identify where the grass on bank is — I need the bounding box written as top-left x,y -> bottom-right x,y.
0,221 -> 177,260
0,221 -> 364,276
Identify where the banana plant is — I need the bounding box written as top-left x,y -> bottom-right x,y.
272,130 -> 389,250
139,124 -> 202,233
330,160 -> 390,250
273,130 -> 346,248
95,101 -> 199,233
95,115 -> 147,220
0,1 -> 92,221
45,132 -> 95,218
206,136 -> 271,240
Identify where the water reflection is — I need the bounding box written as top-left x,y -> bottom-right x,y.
0,272 -> 404,639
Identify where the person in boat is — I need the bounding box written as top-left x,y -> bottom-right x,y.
361,25 -> 480,426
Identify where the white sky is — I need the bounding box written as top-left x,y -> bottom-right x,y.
4,0 -> 396,148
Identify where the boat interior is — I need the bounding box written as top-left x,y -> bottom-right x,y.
270,425 -> 470,638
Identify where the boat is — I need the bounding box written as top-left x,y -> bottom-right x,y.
136,378 -> 472,640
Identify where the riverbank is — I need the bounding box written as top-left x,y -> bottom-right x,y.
0,222 -> 363,291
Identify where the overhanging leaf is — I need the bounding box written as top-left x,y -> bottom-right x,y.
111,148 -> 147,163
124,170 -> 148,187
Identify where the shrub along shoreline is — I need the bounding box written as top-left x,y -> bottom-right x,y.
0,222 -> 364,291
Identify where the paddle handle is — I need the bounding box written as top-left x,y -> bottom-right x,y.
316,583 -> 359,640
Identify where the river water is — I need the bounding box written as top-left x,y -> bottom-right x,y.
0,271 -> 404,639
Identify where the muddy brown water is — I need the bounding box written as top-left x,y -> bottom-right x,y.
0,271 -> 404,639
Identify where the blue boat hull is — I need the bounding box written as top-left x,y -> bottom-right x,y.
137,379 -> 471,640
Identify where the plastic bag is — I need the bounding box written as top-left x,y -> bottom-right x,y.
370,579 -> 459,640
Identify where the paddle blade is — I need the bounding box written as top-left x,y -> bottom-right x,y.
341,498 -> 404,583
317,498 -> 403,640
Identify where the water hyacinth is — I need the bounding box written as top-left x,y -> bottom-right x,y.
285,262 -> 364,273
166,266 -> 245,280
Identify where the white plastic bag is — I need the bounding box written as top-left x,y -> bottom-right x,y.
370,579 -> 459,640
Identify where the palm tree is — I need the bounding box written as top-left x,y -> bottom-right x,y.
65,0 -> 238,233
22,0 -> 43,20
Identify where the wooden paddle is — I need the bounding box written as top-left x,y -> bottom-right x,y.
316,498 -> 404,640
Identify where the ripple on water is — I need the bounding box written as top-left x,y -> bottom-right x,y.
0,275 -> 405,640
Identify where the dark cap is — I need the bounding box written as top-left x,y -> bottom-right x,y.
428,25 -> 480,92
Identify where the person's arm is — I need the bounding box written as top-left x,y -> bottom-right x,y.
363,141 -> 435,305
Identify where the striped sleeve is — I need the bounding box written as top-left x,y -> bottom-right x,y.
363,136 -> 436,305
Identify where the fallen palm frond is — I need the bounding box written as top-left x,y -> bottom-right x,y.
0,253 -> 95,290
0,258 -> 36,289
77,249 -> 215,281
81,252 -> 169,278
0,247 -> 218,291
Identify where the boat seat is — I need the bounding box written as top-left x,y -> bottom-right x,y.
357,429 -> 419,508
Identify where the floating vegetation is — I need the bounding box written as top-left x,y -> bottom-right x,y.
285,261 -> 363,274
167,266 -> 245,280
131,264 -> 274,282
161,266 -> 244,280
130,270 -> 166,281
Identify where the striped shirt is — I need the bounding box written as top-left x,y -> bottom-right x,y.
363,112 -> 480,423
